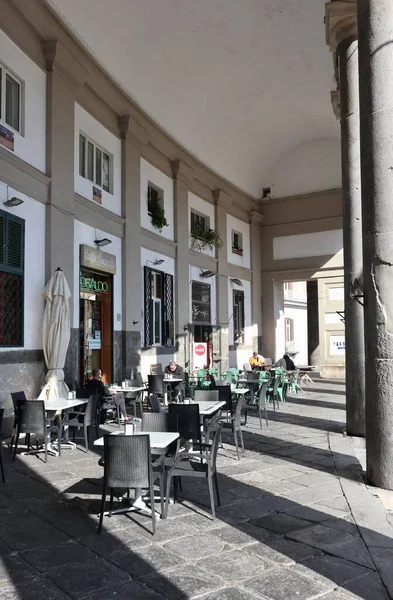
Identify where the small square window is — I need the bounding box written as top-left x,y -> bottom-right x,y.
78,132 -> 113,194
232,231 -> 243,256
148,183 -> 164,215
190,210 -> 209,236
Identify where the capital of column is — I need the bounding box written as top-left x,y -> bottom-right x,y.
248,209 -> 264,226
117,115 -> 149,148
171,160 -> 194,184
213,189 -> 232,210
331,89 -> 341,120
42,39 -> 89,90
325,1 -> 357,52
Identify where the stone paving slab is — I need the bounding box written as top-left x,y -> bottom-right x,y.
0,380 -> 392,599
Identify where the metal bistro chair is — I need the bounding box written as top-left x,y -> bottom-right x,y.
98,434 -> 159,535
164,422 -> 223,519
10,391 -> 27,450
66,394 -> 100,453
0,408 -> 5,483
266,370 -> 280,411
13,400 -> 50,463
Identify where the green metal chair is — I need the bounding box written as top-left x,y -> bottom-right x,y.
196,369 -> 211,389
288,369 -> 300,397
266,370 -> 280,411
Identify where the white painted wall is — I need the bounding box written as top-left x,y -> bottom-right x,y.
140,159 -> 174,240
73,220 -> 122,330
188,192 -> 216,258
273,229 -> 343,261
74,104 -> 122,215
226,215 -> 250,269
269,139 -> 342,199
283,304 -> 308,365
0,181 -> 45,351
0,30 -> 46,173
274,281 -> 285,363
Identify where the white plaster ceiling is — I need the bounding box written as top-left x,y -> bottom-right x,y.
47,0 -> 339,198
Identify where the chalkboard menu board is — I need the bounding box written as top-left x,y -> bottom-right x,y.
192,282 -> 211,324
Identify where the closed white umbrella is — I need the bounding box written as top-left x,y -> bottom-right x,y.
39,268 -> 71,400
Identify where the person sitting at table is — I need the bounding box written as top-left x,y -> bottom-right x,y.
275,354 -> 296,371
249,352 -> 265,370
164,360 -> 184,401
85,368 -> 129,422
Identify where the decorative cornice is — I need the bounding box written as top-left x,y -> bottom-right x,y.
331,89 -> 341,120
171,160 -> 194,184
42,39 -> 89,90
213,189 -> 232,209
117,115 -> 149,147
325,1 -> 357,52
248,209 -> 264,226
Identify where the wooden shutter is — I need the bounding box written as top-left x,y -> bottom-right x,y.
143,266 -> 153,346
0,212 -> 4,267
6,216 -> 24,271
163,273 -> 174,346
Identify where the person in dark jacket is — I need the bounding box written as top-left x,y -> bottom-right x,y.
275,354 -> 296,371
85,368 -> 128,421
164,360 -> 184,401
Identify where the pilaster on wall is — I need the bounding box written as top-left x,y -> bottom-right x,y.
214,189 -> 232,372
119,115 -> 149,377
172,160 -> 194,369
43,39 -> 89,380
249,209 -> 263,353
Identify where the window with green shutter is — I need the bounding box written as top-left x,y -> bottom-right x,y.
0,209 -> 24,347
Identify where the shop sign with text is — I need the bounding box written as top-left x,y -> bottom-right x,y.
80,245 -> 116,274
80,272 -> 109,293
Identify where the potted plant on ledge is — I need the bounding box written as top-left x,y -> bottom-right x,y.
148,186 -> 168,233
191,225 -> 223,252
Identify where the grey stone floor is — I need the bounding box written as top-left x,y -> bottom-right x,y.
1,381 -> 393,600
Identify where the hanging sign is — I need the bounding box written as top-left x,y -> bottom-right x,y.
80,272 -> 109,293
80,245 -> 116,274
192,342 -> 208,370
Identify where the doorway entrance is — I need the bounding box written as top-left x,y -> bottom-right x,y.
79,269 -> 113,385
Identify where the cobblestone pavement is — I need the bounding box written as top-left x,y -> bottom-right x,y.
1,380 -> 393,600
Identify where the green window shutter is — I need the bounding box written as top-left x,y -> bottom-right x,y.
6,216 -> 24,271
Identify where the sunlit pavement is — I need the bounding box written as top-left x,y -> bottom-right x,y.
1,380 -> 392,600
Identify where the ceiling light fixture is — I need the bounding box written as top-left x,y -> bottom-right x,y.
153,259 -> 165,266
3,197 -> 24,208
94,238 -> 112,248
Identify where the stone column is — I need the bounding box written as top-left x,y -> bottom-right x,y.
248,210 -> 264,353
213,189 -> 231,374
358,0 -> 393,489
326,1 -> 365,436
118,116 -> 148,380
261,279 -> 284,363
42,40 -> 88,379
172,160 -> 194,370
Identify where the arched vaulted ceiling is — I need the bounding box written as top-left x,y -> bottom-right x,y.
47,0 -> 339,198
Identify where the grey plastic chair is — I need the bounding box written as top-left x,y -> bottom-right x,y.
221,395 -> 245,460
142,412 -> 169,432
257,381 -> 269,429
193,389 -> 219,403
66,394 -> 100,452
13,400 -> 49,463
124,379 -> 144,417
98,434 -> 160,535
10,391 -> 27,450
149,394 -> 163,413
164,422 -> 222,519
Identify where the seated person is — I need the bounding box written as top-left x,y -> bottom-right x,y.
249,351 -> 266,370
164,360 -> 184,401
275,354 -> 296,371
85,368 -> 128,422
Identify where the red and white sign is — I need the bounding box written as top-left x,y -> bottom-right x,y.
192,342 -> 207,370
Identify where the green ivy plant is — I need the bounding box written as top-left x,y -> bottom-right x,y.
191,226 -> 223,252
148,187 -> 168,232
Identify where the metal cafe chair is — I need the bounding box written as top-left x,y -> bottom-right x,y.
12,400 -> 50,463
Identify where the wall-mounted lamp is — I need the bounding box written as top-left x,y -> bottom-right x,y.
132,320 -> 139,325
3,197 -> 24,208
147,259 -> 165,266
94,238 -> 112,248
230,278 -> 243,286
200,269 -> 216,278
